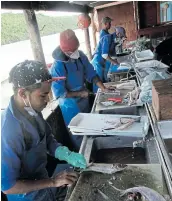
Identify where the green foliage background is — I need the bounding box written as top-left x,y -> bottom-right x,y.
1,13 -> 78,45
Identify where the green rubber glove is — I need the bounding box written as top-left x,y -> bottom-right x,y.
55,146 -> 87,169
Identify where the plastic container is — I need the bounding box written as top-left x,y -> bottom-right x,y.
109,64 -> 129,73
135,49 -> 154,62
135,60 -> 169,69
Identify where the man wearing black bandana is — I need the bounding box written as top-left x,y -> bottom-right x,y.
1,60 -> 87,201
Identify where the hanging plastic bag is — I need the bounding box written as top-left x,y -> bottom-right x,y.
139,71 -> 170,103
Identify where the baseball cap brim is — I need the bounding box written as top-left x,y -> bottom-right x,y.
46,77 -> 66,83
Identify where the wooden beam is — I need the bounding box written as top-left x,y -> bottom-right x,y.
24,9 -> 46,65
95,1 -> 132,10
157,2 -> 161,25
24,9 -> 54,100
90,13 -> 97,51
133,1 -> 137,32
136,1 -> 140,31
84,28 -> 92,61
138,24 -> 172,36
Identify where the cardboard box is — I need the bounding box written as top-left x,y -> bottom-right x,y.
152,78 -> 172,121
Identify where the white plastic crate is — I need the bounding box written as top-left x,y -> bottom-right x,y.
135,50 -> 154,62
135,60 -> 169,69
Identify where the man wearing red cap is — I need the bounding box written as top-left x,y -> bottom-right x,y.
50,29 -> 107,149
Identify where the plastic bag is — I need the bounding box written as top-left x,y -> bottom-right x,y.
140,72 -> 169,91
139,71 -> 170,103
140,90 -> 152,104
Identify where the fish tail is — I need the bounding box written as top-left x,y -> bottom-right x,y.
110,184 -> 123,193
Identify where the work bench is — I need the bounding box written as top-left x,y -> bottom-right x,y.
65,59 -> 172,200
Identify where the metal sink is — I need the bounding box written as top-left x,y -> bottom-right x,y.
82,133 -> 159,165
98,105 -> 139,115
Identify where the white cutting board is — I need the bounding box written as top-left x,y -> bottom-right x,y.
69,113 -> 149,137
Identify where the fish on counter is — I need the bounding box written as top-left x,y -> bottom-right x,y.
80,163 -> 127,174
100,101 -> 117,107
109,185 -> 170,201
104,117 -> 139,131
124,87 -> 141,106
116,82 -> 136,90
116,118 -> 136,130
96,189 -> 113,201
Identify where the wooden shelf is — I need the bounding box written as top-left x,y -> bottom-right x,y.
138,24 -> 172,36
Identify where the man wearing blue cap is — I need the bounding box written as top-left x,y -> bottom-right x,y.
1,60 -> 87,201
99,16 -> 113,40
92,26 -> 127,92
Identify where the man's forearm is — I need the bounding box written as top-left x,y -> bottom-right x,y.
66,91 -> 81,98
106,56 -> 117,64
96,81 -> 106,91
92,76 -> 105,91
3,179 -> 53,195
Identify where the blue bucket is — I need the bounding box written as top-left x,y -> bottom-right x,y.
109,64 -> 129,73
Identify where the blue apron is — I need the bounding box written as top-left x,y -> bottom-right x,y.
6,114 -> 66,201
59,59 -> 90,149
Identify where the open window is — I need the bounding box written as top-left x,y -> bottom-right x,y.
160,1 -> 172,23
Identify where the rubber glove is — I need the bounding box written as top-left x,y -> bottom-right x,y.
55,146 -> 87,169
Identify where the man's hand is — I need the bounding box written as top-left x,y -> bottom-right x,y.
101,86 -> 116,93
55,146 -> 87,169
66,90 -> 89,98
106,86 -> 116,91
79,90 -> 89,98
3,172 -> 78,195
66,152 -> 87,169
122,37 -> 127,42
52,171 -> 78,187
101,87 -> 108,93
111,59 -> 119,65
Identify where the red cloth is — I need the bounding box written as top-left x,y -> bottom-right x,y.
60,29 -> 79,52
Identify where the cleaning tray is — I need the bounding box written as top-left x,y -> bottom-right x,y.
67,164 -> 167,201
135,60 -> 169,69
68,113 -> 149,137
94,80 -> 142,113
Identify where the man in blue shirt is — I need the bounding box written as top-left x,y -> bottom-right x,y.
50,29 -> 107,149
91,31 -> 119,92
1,60 -> 87,201
99,16 -> 113,40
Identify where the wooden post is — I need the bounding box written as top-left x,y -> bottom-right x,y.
133,1 -> 138,36
84,28 -> 92,61
90,13 -> 97,51
135,1 -> 140,33
23,9 -> 46,66
157,2 -> 160,25
24,9 -> 53,100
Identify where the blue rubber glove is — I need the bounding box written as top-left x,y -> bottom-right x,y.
55,146 -> 87,169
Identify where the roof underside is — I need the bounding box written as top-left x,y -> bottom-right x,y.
1,1 -> 112,12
